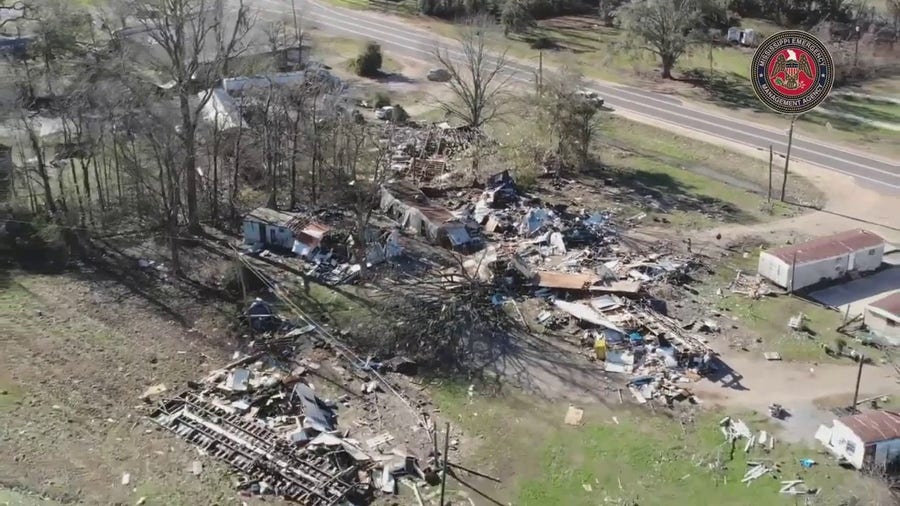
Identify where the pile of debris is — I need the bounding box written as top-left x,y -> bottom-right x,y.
387,123 -> 480,180
720,416 -> 775,452
729,271 -> 777,299
456,172 -> 701,298
149,350 -> 438,504
544,296 -> 713,406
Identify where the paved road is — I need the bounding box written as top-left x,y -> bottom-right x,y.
257,0 -> 900,192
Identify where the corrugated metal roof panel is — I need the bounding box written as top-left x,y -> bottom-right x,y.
764,229 -> 884,264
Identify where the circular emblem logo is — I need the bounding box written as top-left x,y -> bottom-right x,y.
751,30 -> 835,115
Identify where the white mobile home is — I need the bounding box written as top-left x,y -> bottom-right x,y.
816,410 -> 900,470
758,229 -> 884,291
865,292 -> 900,345
243,207 -> 299,250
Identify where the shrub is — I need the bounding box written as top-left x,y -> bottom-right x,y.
530,35 -> 556,49
353,42 -> 383,77
388,104 -> 409,123
371,91 -> 391,109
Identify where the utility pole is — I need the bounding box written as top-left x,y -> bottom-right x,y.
781,115 -> 797,202
854,25 -> 861,67
851,358 -> 864,413
789,251 -> 797,294
767,144 -> 773,202
538,50 -> 543,96
439,422 -> 451,505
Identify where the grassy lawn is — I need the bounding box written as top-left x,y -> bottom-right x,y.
315,1 -> 900,155
323,0 -> 419,14
0,374 -> 23,413
288,281 -> 373,328
432,384 -> 881,505
825,94 -> 900,124
490,108 -> 811,230
705,251 -> 848,362
600,117 -> 819,205
310,34 -> 403,74
0,489 -> 64,506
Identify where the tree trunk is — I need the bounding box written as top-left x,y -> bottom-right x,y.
212,137 -> 220,225
113,135 -> 124,207
68,158 -> 85,224
289,122 -> 300,210
27,131 -> 56,214
167,211 -> 182,275
79,155 -> 93,224
230,123 -> 244,223
180,93 -> 200,233
661,54 -> 675,79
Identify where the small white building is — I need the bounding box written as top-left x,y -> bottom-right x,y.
243,207 -> 300,251
201,68 -> 345,132
816,410 -> 900,470
865,292 -> 900,345
726,27 -> 761,46
758,229 -> 884,291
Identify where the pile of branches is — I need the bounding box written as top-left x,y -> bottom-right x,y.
346,262 -> 521,375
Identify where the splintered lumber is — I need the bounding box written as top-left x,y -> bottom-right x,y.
742,464 -> 769,485
629,386 -> 647,404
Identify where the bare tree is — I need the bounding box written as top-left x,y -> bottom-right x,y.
541,70 -> 605,169
133,0 -> 254,233
434,17 -> 513,130
887,0 -> 900,34
316,115 -> 392,278
619,0 -> 700,79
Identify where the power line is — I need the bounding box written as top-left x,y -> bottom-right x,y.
229,244 -> 431,431
5,210 -> 433,431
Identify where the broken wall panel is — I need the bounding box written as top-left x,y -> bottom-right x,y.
151,391 -> 358,505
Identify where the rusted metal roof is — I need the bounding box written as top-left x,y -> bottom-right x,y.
285,217 -> 333,247
869,292 -> 900,318
837,410 -> 900,444
764,229 -> 884,264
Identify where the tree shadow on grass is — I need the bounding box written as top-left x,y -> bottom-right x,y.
821,95 -> 900,125
681,69 -> 767,113
801,109 -> 881,134
579,164 -> 760,225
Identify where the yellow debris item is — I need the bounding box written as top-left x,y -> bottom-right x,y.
594,335 -> 607,360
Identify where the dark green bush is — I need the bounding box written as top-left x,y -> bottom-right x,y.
353,42 -> 383,77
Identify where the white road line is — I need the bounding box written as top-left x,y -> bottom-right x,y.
250,0 -> 899,187
302,8 -> 900,183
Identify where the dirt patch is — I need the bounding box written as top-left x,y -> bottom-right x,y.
0,272 -> 248,505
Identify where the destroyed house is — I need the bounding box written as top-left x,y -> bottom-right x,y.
816,410 -> 900,470
380,183 -> 472,248
243,208 -> 339,258
243,207 -> 298,250
291,219 -> 336,258
758,229 -> 885,291
201,68 -> 345,131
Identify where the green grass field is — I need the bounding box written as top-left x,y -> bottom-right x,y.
432,385 -> 882,505
491,109 -> 812,229
315,0 -> 900,156
703,251 -> 848,362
